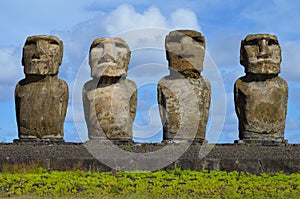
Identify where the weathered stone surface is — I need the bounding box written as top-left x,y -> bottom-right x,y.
235,75 -> 288,140
2,143 -> 300,174
158,74 -> 211,140
158,30 -> 211,141
15,35 -> 68,140
83,78 -> 137,139
235,34 -> 288,142
83,38 -> 137,140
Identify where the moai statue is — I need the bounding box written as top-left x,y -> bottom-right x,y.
82,38 -> 137,141
234,34 -> 288,144
15,35 -> 68,140
158,30 -> 211,142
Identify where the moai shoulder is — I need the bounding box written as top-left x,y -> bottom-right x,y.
234,34 -> 288,144
15,35 -> 68,141
83,38 -> 137,141
158,30 -> 211,142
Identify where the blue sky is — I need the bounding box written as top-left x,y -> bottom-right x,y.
1,0 -> 300,143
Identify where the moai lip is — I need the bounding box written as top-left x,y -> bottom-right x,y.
158,30 -> 211,143
83,38 -> 137,141
235,33 -> 288,144
15,35 -> 68,140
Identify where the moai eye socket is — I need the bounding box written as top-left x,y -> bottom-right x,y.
49,40 -> 60,45
96,43 -> 105,49
115,42 -> 127,48
244,39 -> 259,46
25,40 -> 36,46
268,39 -> 279,46
167,35 -> 182,43
192,37 -> 204,44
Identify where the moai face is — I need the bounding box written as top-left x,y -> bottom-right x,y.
89,38 -> 130,78
166,30 -> 206,72
22,35 -> 63,75
240,34 -> 281,74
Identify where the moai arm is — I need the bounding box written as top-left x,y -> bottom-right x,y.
205,79 -> 212,123
60,80 -> 69,121
280,77 -> 289,118
82,84 -> 90,126
130,88 -> 137,123
157,82 -> 166,127
234,79 -> 242,120
14,83 -> 21,129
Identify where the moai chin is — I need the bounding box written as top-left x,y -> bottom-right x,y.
82,38 -> 137,141
15,35 -> 68,140
234,34 -> 288,144
158,30 -> 211,142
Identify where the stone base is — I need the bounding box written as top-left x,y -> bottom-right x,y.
234,139 -> 288,146
88,137 -> 134,145
2,142 -> 300,174
14,138 -> 64,145
162,138 -> 207,144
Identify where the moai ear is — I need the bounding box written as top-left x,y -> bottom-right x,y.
21,56 -> 25,67
240,40 -> 245,67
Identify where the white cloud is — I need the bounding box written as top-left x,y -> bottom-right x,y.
105,5 -> 168,35
169,8 -> 200,30
104,4 -> 201,36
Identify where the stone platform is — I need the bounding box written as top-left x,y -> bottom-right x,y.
1,141 -> 300,174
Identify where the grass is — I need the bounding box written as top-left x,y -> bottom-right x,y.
1,165 -> 300,198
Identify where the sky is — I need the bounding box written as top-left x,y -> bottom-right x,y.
1,0 -> 300,143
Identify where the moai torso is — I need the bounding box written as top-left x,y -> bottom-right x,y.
158,30 -> 211,142
234,34 -> 288,142
15,35 -> 68,140
83,38 -> 137,140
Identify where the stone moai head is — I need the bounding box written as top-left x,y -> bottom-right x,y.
22,35 -> 63,75
89,38 -> 131,79
165,30 -> 206,73
240,34 -> 282,74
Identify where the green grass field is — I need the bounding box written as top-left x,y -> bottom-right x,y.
1,165 -> 300,198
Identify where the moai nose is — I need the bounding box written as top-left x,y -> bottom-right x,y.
259,39 -> 269,58
35,40 -> 45,56
181,37 -> 193,55
103,43 -> 113,55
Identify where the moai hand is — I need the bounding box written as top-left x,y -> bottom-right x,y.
15,35 -> 68,140
234,34 -> 288,144
83,38 -> 137,141
158,30 -> 211,142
